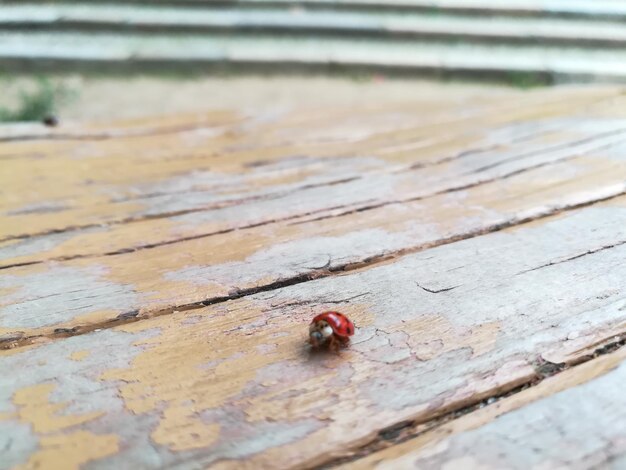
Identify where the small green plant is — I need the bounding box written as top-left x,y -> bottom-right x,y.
0,78 -> 70,123
505,71 -> 551,89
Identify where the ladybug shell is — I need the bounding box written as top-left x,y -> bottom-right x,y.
311,311 -> 354,338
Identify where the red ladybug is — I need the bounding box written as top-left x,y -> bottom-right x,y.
309,311 -> 355,350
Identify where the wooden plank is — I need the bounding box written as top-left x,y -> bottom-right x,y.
3,126 -> 626,341
4,86 -> 610,242
1,200 -> 625,468
1,88 -> 537,239
4,113 -> 626,268
0,109 -> 244,141
3,89 -> 626,340
345,346 -> 626,469
233,0 -> 626,18
4,86 -> 626,468
0,88 -> 621,247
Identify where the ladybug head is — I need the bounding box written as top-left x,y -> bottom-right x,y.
309,319 -> 333,346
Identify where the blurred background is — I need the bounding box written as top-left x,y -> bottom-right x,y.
2,0 -> 626,122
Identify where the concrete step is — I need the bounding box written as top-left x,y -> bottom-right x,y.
4,4 -> 626,48
8,0 -> 626,20
3,31 -> 626,83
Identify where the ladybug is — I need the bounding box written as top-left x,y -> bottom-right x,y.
309,311 -> 355,350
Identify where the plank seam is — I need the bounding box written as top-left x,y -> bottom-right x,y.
470,127 -> 626,174
414,281 -> 459,294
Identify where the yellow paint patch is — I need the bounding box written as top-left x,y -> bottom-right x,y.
72,309 -> 123,329
101,301 -> 313,452
14,430 -> 119,470
8,383 -> 117,469
0,326 -> 23,338
0,411 -> 17,420
69,350 -> 90,361
0,342 -> 40,357
13,383 -> 103,433
152,408 -> 221,451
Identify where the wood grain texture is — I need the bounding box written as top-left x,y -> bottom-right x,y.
346,347 -> 626,469
3,85 -> 626,469
3,141 -> 626,339
4,114 -> 626,269
2,199 -> 626,468
3,90 -> 626,340
0,87 -> 618,242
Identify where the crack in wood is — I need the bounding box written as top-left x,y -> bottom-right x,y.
415,281 -> 459,294
470,127 -> 626,174
289,150 -> 593,227
271,292 -> 370,309
517,239 -> 626,275
404,124 -> 545,171
407,124 -> 626,172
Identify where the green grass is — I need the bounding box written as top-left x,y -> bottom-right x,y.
0,77 -> 72,123
505,71 -> 552,89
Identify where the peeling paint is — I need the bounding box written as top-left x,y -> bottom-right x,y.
165,229 -> 414,289
0,226 -> 108,263
0,265 -> 140,329
409,360 -> 626,470
0,328 -> 161,468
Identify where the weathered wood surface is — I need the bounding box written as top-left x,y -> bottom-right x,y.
2,85 -> 626,469
348,346 -> 626,469
3,87 -> 626,341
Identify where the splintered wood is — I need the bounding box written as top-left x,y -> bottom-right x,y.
1,85 -> 626,469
